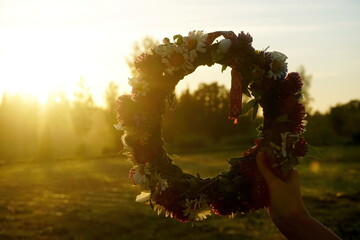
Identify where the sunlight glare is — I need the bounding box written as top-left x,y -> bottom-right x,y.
0,27 -> 107,105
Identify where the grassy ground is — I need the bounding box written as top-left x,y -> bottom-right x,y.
0,146 -> 359,240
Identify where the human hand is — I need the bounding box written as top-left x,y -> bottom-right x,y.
256,152 -> 309,232
256,152 -> 341,240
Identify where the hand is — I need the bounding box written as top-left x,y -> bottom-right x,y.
256,152 -> 341,240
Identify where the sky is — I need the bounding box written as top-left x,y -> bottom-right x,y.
0,0 -> 359,112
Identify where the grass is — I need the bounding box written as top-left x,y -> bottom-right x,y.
0,146 -> 359,240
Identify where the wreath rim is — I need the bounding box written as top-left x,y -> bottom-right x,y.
115,30 -> 308,223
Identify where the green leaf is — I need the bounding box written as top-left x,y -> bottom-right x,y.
281,160 -> 291,175
225,185 -> 235,192
232,176 -> 245,184
221,64 -> 227,72
187,178 -> 197,188
173,34 -> 183,45
227,157 -> 242,166
290,155 -> 300,167
251,89 -> 263,99
219,176 -> 232,185
243,88 -> 252,97
276,114 -> 289,122
306,144 -> 323,160
295,93 -> 303,100
252,102 -> 259,122
240,99 -> 256,115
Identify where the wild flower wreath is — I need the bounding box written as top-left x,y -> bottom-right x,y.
115,31 -> 307,223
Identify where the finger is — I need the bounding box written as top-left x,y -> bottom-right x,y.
256,152 -> 279,186
286,168 -> 300,186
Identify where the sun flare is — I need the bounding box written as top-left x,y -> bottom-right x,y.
0,28 -> 92,104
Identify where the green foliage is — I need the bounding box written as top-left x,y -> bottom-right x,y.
0,95 -> 40,161
329,100 -> 360,144
71,78 -> 94,156
0,80 -> 118,162
103,81 -> 123,154
163,82 -> 255,149
297,65 -> 313,113
306,101 -> 360,145
240,99 -> 256,115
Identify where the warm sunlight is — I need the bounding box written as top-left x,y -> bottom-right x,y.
1,0 -> 359,111
0,27 -> 119,104
1,1 -> 359,239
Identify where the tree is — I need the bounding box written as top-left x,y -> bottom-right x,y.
329,100 -> 360,144
103,81 -> 122,154
71,77 -> 94,156
297,65 -> 313,113
0,94 -> 40,161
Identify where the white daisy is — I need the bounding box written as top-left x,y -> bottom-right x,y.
132,164 -> 151,188
153,204 -> 173,217
183,195 -> 212,221
218,38 -> 232,54
135,191 -> 151,203
155,174 -> 168,192
155,44 -> 193,75
267,51 -> 288,80
184,30 -> 208,61
128,76 -> 150,96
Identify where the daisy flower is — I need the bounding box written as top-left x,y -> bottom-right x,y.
218,38 -> 232,54
130,164 -> 151,189
184,30 -> 208,61
155,174 -> 168,192
155,44 -> 193,75
135,191 -> 151,203
153,204 -> 173,217
128,76 -> 150,96
183,195 -> 212,221
267,51 -> 288,80
280,132 -> 290,157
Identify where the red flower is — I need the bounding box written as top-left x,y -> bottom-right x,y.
210,195 -> 241,216
242,138 -> 263,157
250,181 -> 268,210
240,159 -> 269,210
294,137 -> 308,157
279,96 -> 298,114
129,168 -> 136,185
135,53 -> 164,77
287,103 -> 306,134
282,72 -> 303,95
133,148 -> 151,164
154,188 -> 189,223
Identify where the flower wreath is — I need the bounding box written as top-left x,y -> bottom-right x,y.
115,30 -> 307,223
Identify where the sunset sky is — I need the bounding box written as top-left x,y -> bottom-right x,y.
0,0 -> 359,112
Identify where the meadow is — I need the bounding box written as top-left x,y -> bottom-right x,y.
0,146 -> 359,240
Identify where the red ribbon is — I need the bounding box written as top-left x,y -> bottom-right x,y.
229,69 -> 243,124
205,31 -> 243,124
205,31 -> 237,45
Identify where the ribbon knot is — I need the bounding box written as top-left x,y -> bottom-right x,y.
205,31 -> 243,124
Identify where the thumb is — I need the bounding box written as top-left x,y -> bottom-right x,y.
256,152 -> 279,186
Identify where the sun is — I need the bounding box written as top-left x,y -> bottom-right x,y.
0,28 -> 86,104
0,27 -> 131,106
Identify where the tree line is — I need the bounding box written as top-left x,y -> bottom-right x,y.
0,80 -> 359,163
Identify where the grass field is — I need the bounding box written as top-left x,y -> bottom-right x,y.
0,146 -> 359,240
